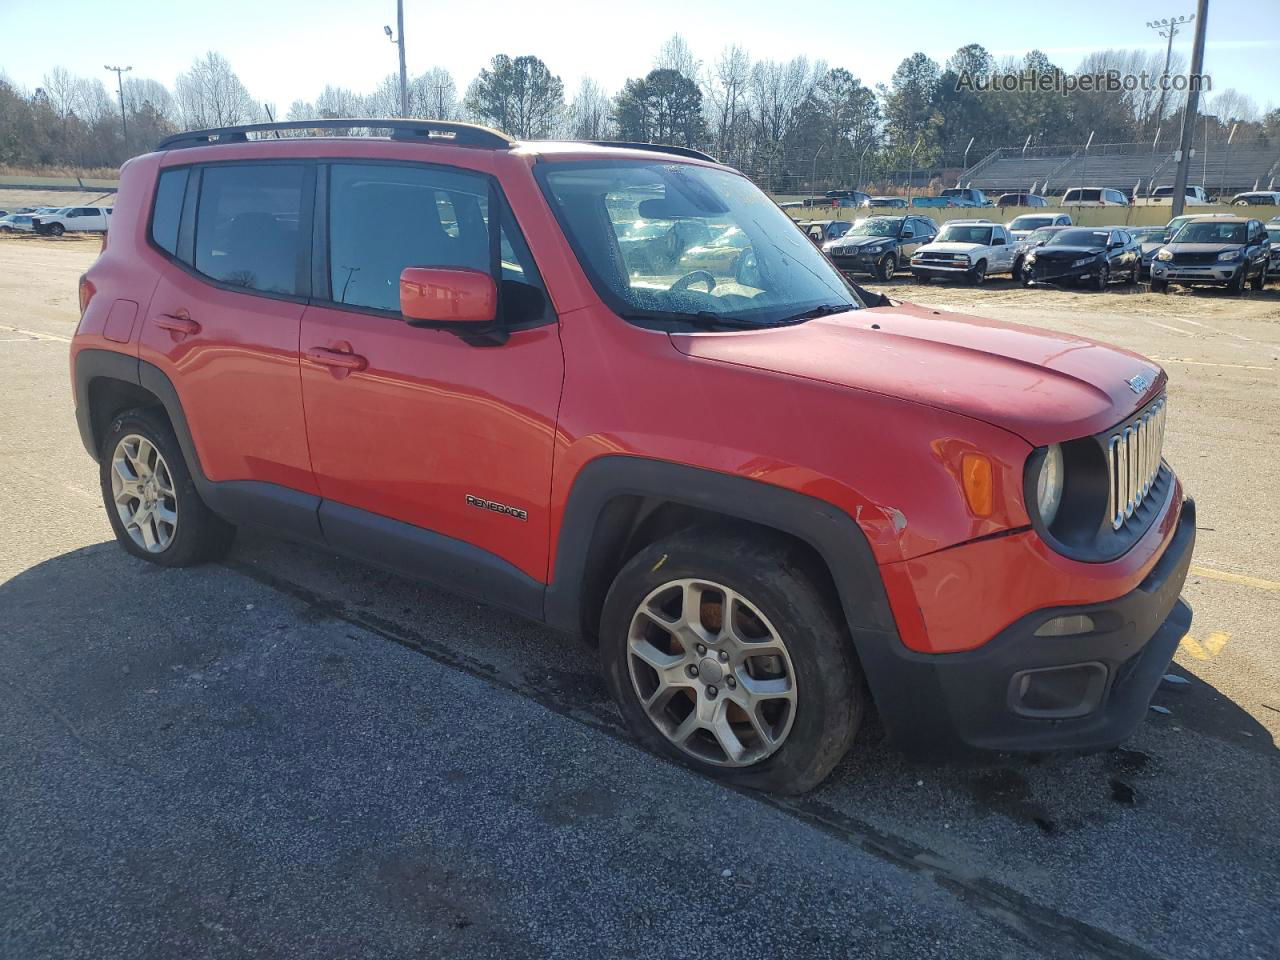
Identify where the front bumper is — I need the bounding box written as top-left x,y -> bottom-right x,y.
830,249 -> 895,275
1025,261 -> 1099,285
865,497 -> 1196,755
910,260 -> 970,278
1151,261 -> 1242,285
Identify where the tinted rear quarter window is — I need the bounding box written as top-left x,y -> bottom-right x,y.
151,168 -> 188,256
195,164 -> 305,296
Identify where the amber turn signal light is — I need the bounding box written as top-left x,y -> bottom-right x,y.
961,453 -> 994,517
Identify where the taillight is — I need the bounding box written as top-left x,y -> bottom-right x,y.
78,275 -> 96,318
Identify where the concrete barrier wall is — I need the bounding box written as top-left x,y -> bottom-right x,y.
0,176 -> 119,192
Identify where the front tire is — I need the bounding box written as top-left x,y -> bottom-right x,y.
49,223 -> 65,237
600,529 -> 863,794
1249,263 -> 1266,291
1094,264 -> 1110,291
99,409 -> 236,566
1228,265 -> 1247,294
876,253 -> 896,281
967,260 -> 987,285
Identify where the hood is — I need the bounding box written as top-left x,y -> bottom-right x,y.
829,235 -> 896,250
669,302 -> 1164,447
1033,245 -> 1104,259
918,241 -> 983,254
1166,242 -> 1242,254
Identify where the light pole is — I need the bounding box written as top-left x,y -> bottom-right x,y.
1145,14 -> 1194,132
104,64 -> 131,143
1170,0 -> 1208,217
383,0 -> 408,117
810,144 -> 826,195
857,141 -> 873,192
907,138 -> 923,202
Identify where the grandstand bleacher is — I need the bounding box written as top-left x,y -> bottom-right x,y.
963,141 -> 1280,197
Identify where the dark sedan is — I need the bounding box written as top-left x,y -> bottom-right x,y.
822,215 -> 937,280
1022,227 -> 1141,290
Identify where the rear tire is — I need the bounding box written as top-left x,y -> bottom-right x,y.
1011,256 -> 1024,282
99,409 -> 236,567
600,529 -> 864,795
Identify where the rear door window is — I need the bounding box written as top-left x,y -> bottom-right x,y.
194,164 -> 305,296
150,168 -> 188,256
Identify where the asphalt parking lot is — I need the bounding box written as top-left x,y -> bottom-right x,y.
1,238 -> 1277,959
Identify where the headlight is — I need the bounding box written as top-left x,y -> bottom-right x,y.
1155,248 -> 1173,261
1034,444 -> 1064,526
1025,252 -> 1037,264
1217,249 -> 1242,261
952,253 -> 971,263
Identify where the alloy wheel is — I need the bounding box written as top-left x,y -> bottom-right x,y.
626,578 -> 798,767
110,434 -> 178,553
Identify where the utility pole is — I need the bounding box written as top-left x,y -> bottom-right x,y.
1145,14 -> 1194,133
1171,0 -> 1209,217
104,64 -> 132,143
384,1 -> 408,117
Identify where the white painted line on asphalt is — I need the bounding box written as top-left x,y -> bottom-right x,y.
1151,356 -> 1274,371
0,324 -> 72,343
1146,319 -> 1194,336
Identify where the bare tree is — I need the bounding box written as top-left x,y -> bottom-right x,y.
1206,88 -> 1259,124
411,67 -> 459,120
41,67 -> 79,122
174,52 -> 260,129
704,45 -> 751,162
569,77 -> 613,139
654,34 -> 700,81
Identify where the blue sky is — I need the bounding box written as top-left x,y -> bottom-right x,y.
2,0 -> 1276,114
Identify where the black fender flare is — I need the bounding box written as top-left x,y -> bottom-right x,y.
544,454 -> 902,663
73,348 -> 323,542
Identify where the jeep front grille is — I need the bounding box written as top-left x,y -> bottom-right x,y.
1106,396 -> 1167,530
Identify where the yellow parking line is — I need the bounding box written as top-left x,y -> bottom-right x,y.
0,324 -> 71,343
1180,631 -> 1230,660
1190,564 -> 1280,592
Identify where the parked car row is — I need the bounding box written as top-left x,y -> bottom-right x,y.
806,211 -> 1275,295
0,205 -> 113,235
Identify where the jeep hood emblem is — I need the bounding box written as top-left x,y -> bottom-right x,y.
1126,373 -> 1153,395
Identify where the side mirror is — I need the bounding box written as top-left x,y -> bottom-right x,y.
399,267 -> 497,328
1110,240 -> 1123,249
991,237 -> 1005,246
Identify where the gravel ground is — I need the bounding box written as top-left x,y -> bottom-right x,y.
1,241 -> 1277,959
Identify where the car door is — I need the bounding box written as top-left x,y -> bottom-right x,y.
298,160 -> 563,600
139,162 -> 320,503
991,227 -> 1013,271
898,218 -> 925,260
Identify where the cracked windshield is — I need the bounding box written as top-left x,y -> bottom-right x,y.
541,162 -> 859,326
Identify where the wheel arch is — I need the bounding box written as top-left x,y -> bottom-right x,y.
545,457 -> 900,659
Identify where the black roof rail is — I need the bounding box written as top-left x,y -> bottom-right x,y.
157,119 -> 514,151
586,141 -> 718,163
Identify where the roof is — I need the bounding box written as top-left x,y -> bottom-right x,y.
157,119 -> 719,165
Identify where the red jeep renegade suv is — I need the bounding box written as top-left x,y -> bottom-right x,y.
72,120 -> 1195,793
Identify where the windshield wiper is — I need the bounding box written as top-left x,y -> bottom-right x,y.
773,303 -> 856,324
620,308 -> 765,331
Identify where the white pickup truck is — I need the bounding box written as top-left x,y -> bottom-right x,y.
1136,185 -> 1211,207
31,206 -> 113,236
908,219 -> 1029,284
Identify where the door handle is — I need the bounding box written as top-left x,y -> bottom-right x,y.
154,313 -> 201,336
306,347 -> 367,371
